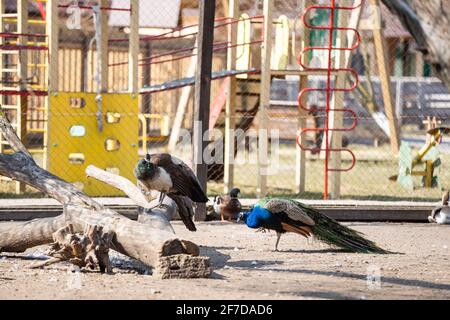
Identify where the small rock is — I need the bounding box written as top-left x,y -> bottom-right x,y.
233,247 -> 239,252
251,261 -> 258,265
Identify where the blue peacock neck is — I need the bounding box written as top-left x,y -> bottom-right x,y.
246,205 -> 272,229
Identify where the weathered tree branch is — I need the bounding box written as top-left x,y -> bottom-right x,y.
0,109 -> 32,157
0,216 -> 67,252
85,165 -> 176,233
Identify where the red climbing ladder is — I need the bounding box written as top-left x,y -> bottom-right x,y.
296,0 -> 362,199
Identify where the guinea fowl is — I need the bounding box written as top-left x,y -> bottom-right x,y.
238,198 -> 388,253
134,153 -> 209,231
213,188 -> 242,221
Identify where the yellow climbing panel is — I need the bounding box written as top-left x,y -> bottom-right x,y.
48,92 -> 139,196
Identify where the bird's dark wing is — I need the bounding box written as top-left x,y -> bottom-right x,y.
168,194 -> 197,231
225,198 -> 242,214
263,198 -> 315,226
151,153 -> 208,203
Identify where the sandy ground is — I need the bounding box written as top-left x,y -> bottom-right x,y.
1,221 -> 449,300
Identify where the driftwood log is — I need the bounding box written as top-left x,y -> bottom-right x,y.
0,108 -> 211,278
30,224 -> 115,273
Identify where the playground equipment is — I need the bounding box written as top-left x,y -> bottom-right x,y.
48,92 -> 138,195
296,0 -> 361,200
390,126 -> 450,190
0,0 -> 404,200
0,0 -> 140,196
0,0 -> 48,193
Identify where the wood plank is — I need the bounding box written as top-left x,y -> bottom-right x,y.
224,0 -> 238,194
329,6 -> 350,199
16,0 -> 28,193
370,0 -> 400,154
167,39 -> 198,152
257,0 -> 273,198
0,201 -> 434,222
47,0 -> 58,92
0,0 -> 5,154
295,0 -> 312,195
99,0 -> 109,92
192,0 -> 216,221
128,0 -> 139,93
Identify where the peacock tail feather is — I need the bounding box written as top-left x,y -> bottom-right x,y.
257,197 -> 389,254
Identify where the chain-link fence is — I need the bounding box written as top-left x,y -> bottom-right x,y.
0,0 -> 449,201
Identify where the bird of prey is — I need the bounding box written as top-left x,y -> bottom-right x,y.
428,190 -> 450,224
213,188 -> 242,221
134,153 -> 209,231
238,198 -> 388,253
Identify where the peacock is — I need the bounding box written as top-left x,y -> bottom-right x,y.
238,198 -> 388,253
134,153 -> 209,232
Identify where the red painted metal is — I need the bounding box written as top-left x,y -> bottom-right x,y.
37,1 -> 46,20
109,15 -> 264,43
296,0 -> 362,199
0,32 -> 47,38
0,44 -> 47,51
0,90 -> 47,96
109,14 -> 264,67
57,5 -> 131,12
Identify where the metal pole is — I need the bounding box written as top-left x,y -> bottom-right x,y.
193,0 -> 216,220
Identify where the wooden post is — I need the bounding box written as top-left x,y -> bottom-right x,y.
370,0 -> 400,154
257,0 -> 273,198
46,0 -> 59,172
142,43 -> 152,114
192,0 -> 215,221
167,38 -> 198,152
48,0 -> 59,92
128,0 -> 139,94
320,2 -> 362,154
224,0 -> 238,194
0,0 -> 5,155
99,0 -> 108,93
295,0 -> 312,195
15,0 -> 28,193
329,7 -> 350,199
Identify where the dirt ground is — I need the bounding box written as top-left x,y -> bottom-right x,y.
1,221 -> 449,300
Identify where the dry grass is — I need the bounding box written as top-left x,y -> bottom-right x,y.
1,143 -> 449,201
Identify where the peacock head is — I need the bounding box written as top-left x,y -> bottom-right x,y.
229,188 -> 241,198
134,154 -> 156,180
237,211 -> 249,223
250,204 -> 269,217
